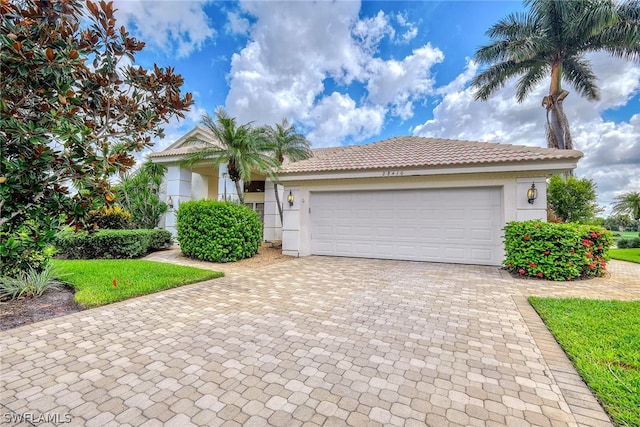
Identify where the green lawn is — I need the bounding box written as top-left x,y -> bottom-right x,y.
529,297 -> 640,427
52,259 -> 222,307
609,249 -> 640,264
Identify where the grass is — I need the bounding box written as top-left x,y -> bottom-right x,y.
529,297 -> 640,427
609,249 -> 640,264
52,259 -> 222,307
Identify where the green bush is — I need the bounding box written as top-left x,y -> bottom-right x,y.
617,238 -> 640,249
146,229 -> 173,250
504,220 -> 613,281
177,200 -> 262,262
0,219 -> 57,277
55,229 -> 172,259
87,206 -> 132,230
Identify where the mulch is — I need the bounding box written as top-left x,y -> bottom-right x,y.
0,285 -> 84,332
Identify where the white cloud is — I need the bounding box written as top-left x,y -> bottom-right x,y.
413,53 -> 640,213
113,0 -> 215,58
226,11 -> 250,36
226,2 -> 443,144
394,12 -> 418,44
352,10 -> 395,53
366,44 -> 444,119
306,93 -> 386,147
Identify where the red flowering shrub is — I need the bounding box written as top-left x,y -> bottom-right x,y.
503,220 -> 613,281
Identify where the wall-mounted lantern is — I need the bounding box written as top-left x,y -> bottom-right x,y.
167,196 -> 174,210
287,191 -> 294,207
527,183 -> 538,205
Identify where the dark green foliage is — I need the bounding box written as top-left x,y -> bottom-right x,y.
147,229 -> 173,251
55,229 -> 172,259
1,0 -> 191,277
504,220 -> 613,281
0,219 -> 57,277
177,200 -> 262,262
617,238 -> 640,249
87,206 -> 133,230
547,175 -> 600,223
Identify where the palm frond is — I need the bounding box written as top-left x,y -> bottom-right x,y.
515,61 -> 550,102
562,56 -> 600,100
472,60 -> 543,101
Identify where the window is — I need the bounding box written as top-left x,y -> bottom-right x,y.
244,181 -> 265,193
244,202 -> 265,223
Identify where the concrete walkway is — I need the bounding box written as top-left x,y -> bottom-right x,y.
1,257 -> 639,426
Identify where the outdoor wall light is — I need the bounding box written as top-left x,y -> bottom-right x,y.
167,196 -> 174,210
527,183 -> 538,205
287,191 -> 294,207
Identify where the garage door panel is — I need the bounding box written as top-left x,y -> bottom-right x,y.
471,229 -> 493,242
310,188 -> 503,265
471,248 -> 493,261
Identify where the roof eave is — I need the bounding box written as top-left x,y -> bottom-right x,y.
279,158 -> 581,182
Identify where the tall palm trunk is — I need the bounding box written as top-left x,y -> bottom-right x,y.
233,179 -> 244,204
543,61 -> 573,150
274,183 -> 283,225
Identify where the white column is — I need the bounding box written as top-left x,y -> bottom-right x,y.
282,186 -> 304,257
263,180 -> 283,242
165,164 -> 192,237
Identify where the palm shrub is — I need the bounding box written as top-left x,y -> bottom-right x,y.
117,161 -> 168,229
177,200 -> 262,262
504,220 -> 613,281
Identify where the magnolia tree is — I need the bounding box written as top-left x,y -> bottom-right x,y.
0,0 -> 192,276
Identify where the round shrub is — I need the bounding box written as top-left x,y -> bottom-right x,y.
503,220 -> 614,281
177,200 -> 262,263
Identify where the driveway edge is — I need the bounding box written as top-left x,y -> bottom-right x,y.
513,295 -> 614,427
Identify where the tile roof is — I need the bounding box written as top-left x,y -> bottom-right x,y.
149,144 -> 210,158
280,136 -> 583,174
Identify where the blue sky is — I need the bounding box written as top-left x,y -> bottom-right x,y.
113,0 -> 639,213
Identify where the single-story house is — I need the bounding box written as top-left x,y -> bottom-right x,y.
150,128 -> 582,266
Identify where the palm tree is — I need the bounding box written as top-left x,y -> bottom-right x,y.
118,160 -> 168,229
182,108 -> 276,204
263,118 -> 313,224
612,191 -> 640,224
472,0 -> 639,150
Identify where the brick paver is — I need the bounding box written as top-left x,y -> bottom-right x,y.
1,256 -> 639,426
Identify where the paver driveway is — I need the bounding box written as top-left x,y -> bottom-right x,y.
1,257 -> 639,426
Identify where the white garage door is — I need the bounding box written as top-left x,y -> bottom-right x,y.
310,188 -> 503,265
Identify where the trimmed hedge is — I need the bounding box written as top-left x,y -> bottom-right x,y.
617,238 -> 640,249
177,200 -> 262,263
55,229 -> 172,259
504,220 -> 613,281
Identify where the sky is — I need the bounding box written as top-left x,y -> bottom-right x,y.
113,0 -> 639,215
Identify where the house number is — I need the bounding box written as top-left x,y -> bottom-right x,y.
381,170 -> 404,176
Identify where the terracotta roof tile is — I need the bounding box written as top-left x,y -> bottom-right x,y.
280,136 -> 582,173
149,143 -> 213,158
